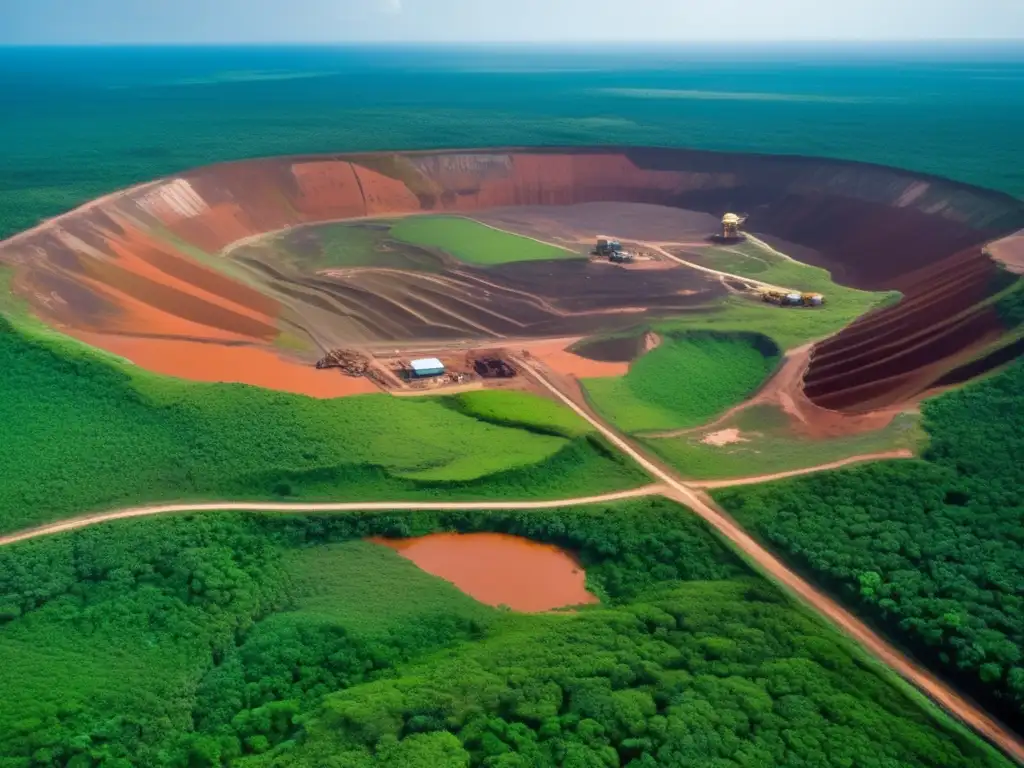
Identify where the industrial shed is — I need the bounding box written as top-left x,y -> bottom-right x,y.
409,357 -> 445,378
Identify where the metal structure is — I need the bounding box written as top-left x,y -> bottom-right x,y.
759,289 -> 826,308
595,237 -> 623,256
472,356 -> 516,378
722,213 -> 748,239
408,357 -> 446,378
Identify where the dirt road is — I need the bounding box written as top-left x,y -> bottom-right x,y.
0,486 -> 666,549
512,357 -> 1024,766
690,450 -> 916,489
641,241 -> 792,292
0,368 -> 1018,761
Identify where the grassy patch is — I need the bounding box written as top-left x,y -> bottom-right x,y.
583,331 -> 780,433
643,406 -> 924,480
445,390 -> 592,438
0,314 -> 646,533
389,215 -> 574,265
281,540 -> 497,637
677,237 -> 897,330
651,295 -> 889,350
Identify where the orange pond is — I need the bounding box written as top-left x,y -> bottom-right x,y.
375,533 -> 598,612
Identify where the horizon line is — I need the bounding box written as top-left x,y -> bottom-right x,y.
2,38 -> 1024,48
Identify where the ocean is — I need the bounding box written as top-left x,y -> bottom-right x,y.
1,42 -> 1023,239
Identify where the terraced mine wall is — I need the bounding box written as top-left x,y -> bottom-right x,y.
2,146 -> 1023,411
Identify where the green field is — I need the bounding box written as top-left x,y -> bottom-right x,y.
389,216 -> 575,265
583,331 -> 781,434
0,501 -> 1007,767
241,220 -> 444,273
672,238 -> 898,347
282,541 -> 497,636
642,405 -> 925,480
0,310 -> 647,534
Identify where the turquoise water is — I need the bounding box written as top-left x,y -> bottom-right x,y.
1,43 -> 1023,238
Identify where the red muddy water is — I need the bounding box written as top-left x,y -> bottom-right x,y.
375,532 -> 598,612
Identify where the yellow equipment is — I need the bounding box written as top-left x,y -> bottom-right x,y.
722,212 -> 747,239
758,288 -> 825,307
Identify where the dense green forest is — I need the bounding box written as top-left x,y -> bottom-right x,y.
4,46 -> 1024,242
0,315 -> 647,533
715,358 -> 1024,726
0,499 -> 1007,767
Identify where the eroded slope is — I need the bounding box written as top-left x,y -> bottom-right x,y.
2,146 -> 1022,408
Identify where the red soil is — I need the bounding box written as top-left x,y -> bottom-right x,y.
2,146 -> 1021,404
375,532 -> 598,612
68,331 -> 379,398
988,230 -> 1024,274
523,338 -> 630,377
803,247 -> 1007,411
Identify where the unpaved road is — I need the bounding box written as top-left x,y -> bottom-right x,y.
641,241 -> 793,292
512,357 -> 1024,766
690,450 -> 916,489
0,486 -> 665,549
0,379 -> 1019,762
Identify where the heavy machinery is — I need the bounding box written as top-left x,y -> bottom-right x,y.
595,237 -> 623,256
721,212 -> 748,239
471,355 -> 516,378
759,289 -> 825,307
316,349 -> 371,376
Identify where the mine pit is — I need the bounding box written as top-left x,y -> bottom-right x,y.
3,146 -> 1021,410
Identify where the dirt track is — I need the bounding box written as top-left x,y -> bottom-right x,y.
0,486 -> 666,549
5,147 -> 1020,411
690,449 -> 915,488
512,358 -> 1024,766
0,380 -> 1021,762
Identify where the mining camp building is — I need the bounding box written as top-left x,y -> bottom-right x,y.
409,357 -> 446,378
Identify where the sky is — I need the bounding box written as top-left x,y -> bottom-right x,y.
2,0 -> 1024,45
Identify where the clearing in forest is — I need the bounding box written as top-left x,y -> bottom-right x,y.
641,404 -> 924,480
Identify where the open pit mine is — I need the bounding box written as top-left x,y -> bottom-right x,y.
2,146 -> 1022,411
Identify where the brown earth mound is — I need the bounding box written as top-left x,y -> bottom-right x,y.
2,146 -> 1022,406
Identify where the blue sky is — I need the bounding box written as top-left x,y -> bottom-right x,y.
2,0 -> 1023,44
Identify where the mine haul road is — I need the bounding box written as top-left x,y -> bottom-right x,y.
512,357 -> 1024,766
0,373 -> 1019,762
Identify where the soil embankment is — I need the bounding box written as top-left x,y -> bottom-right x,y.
375,532 -> 597,612
2,146 -> 1022,404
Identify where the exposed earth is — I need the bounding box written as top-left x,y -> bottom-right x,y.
2,146 -> 1024,764
2,146 -> 1022,413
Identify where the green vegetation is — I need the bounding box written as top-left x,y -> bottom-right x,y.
715,359 -> 1024,725
281,541 -> 496,635
643,294 -> 883,352
995,275 -> 1024,328
570,329 -> 649,363
445,390 -> 592,438
643,406 -> 924,480
583,331 -> 780,433
247,221 -> 444,273
389,216 -> 575,265
0,499 -> 1008,767
676,238 -> 898,342
0,315 -> 646,534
